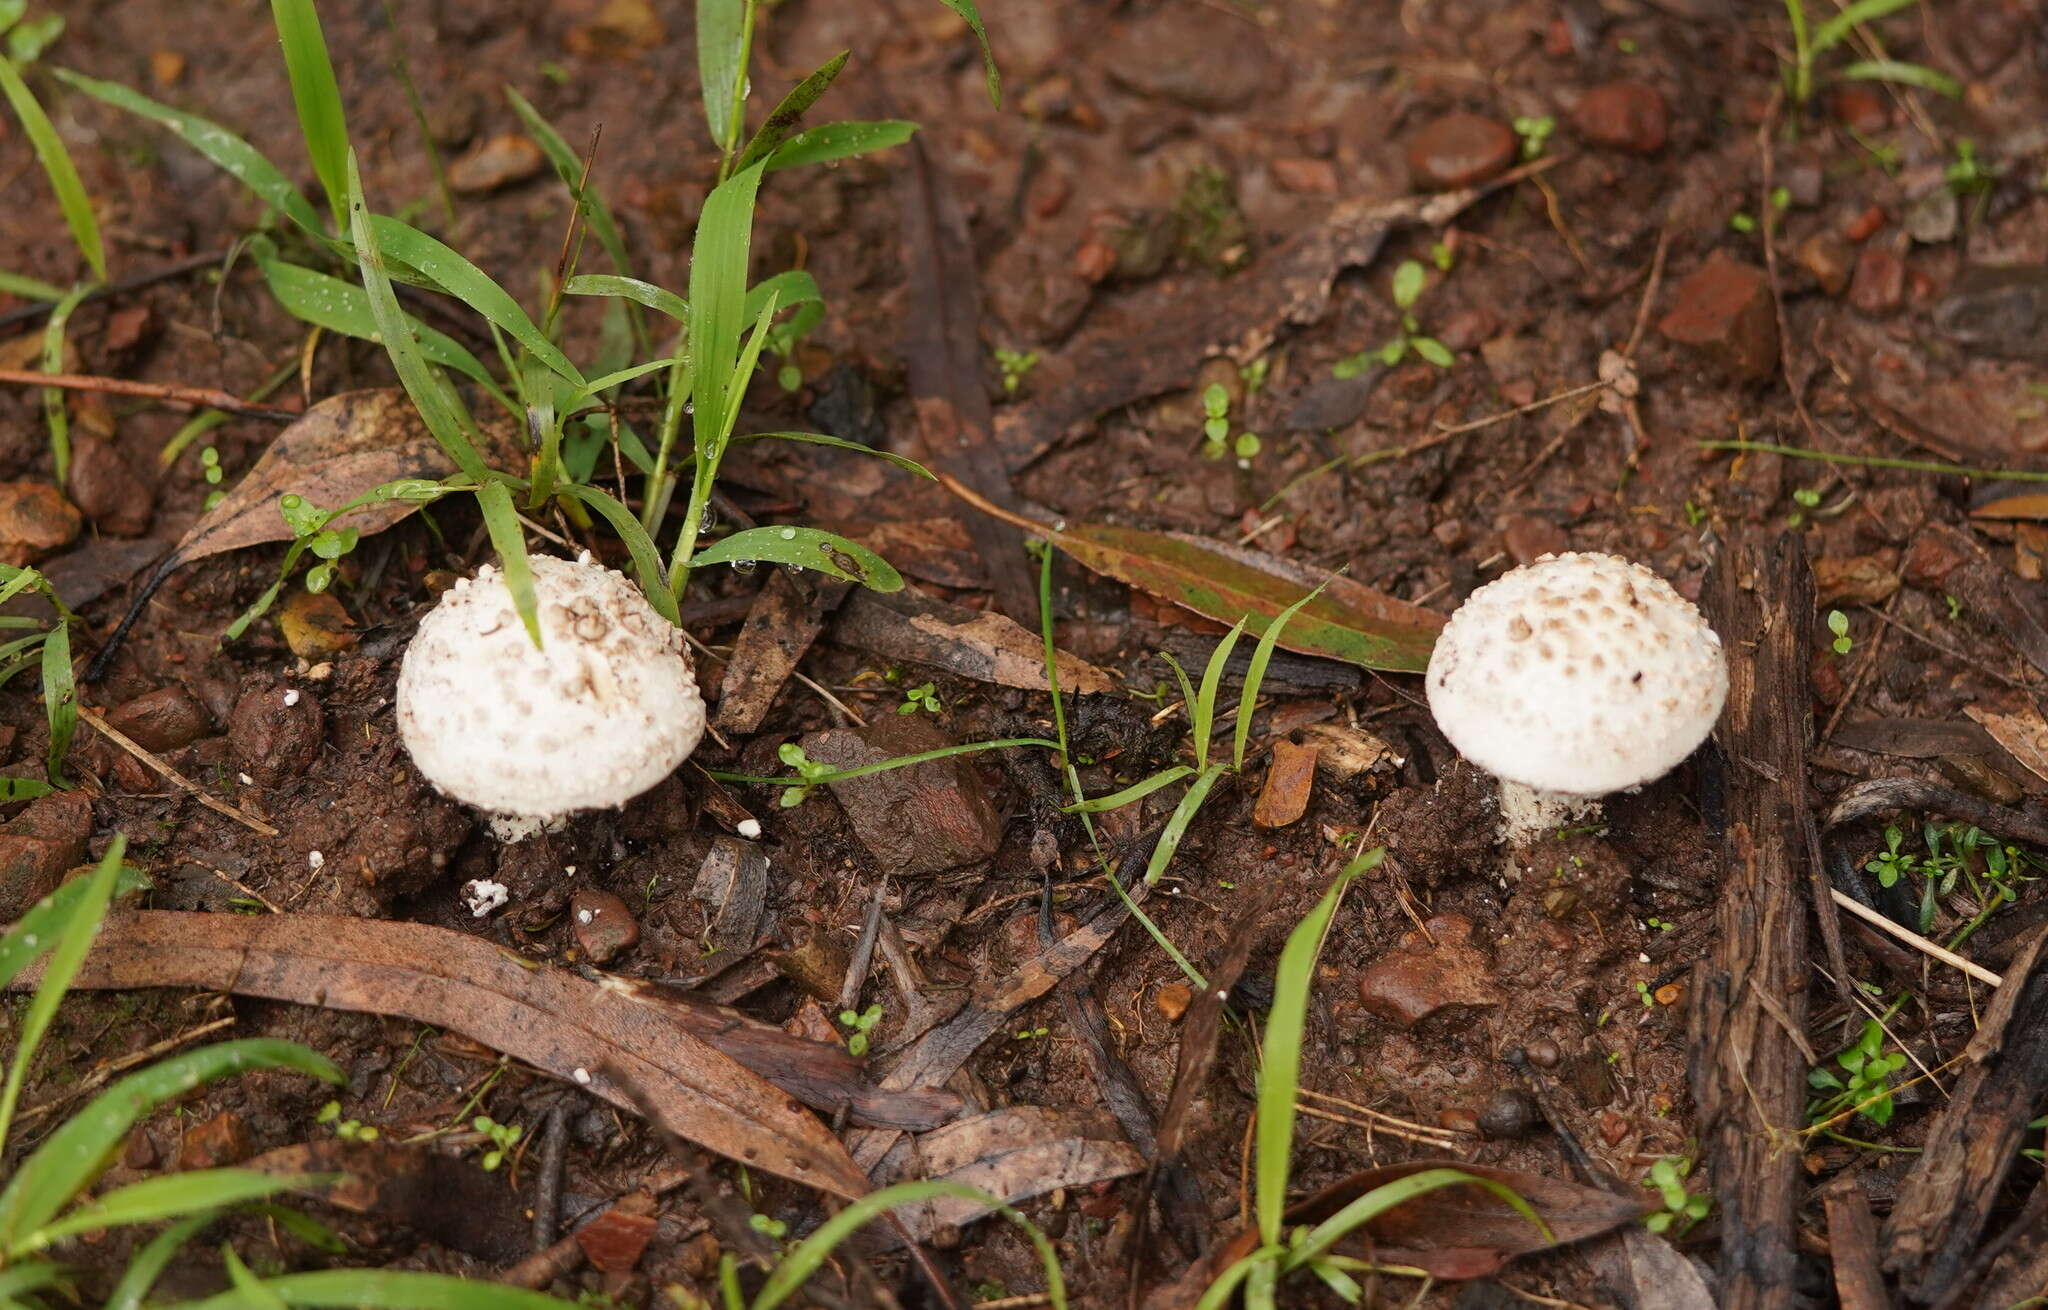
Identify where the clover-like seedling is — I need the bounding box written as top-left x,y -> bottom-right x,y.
898,682 -> 942,715
1427,552 -> 1728,847
396,554 -> 705,832
838,1003 -> 882,1056
472,1115 -> 522,1171
775,741 -> 835,808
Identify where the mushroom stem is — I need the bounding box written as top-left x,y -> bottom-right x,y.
1497,781 -> 1599,848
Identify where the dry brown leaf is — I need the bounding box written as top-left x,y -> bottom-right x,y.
1965,705 -> 2048,787
876,1106 -> 1144,1242
836,587 -> 1114,694
52,911 -> 872,1199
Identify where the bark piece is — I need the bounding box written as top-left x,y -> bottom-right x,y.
804,716 -> 1003,875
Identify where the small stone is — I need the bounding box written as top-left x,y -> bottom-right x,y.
1598,1111 -> 1631,1146
0,482 -> 81,565
1438,1107 -> 1480,1134
1658,255 -> 1779,382
576,1196 -> 658,1274
1654,982 -> 1683,1006
64,435 -> 151,538
1478,1090 -> 1543,1139
1251,740 -> 1318,829
1074,236 -> 1117,284
1405,113 -> 1517,189
1796,232 -> 1854,295
123,1129 -> 158,1169
1902,187 -> 1958,246
1827,86 -> 1888,135
1103,7 -> 1274,111
176,1111 -> 251,1170
802,716 -> 1003,875
1813,555 -> 1900,607
448,134 -> 545,194
229,680 -> 324,785
1570,82 -> 1670,155
1435,308 -> 1497,353
1903,526 -> 1973,588
1524,1038 -> 1561,1068
149,49 -> 185,86
105,685 -> 213,752
0,791 -> 90,919
1155,982 -> 1193,1022
1849,244 -> 1906,317
279,590 -> 358,660
1502,514 -> 1567,566
1844,205 -> 1886,243
571,889 -> 639,964
1356,913 -> 1504,1028
565,0 -> 666,57
1270,157 -> 1338,195
1027,169 -> 1072,219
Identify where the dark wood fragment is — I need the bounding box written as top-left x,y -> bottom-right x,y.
713,570 -> 848,735
1690,533 -> 1813,1310
1884,925 -> 2048,1301
1826,777 -> 2048,849
1822,1185 -> 1888,1310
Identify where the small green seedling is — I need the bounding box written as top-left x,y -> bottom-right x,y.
1332,260 -> 1453,375
200,446 -> 227,509
1808,1019 -> 1906,1127
316,1100 -> 379,1143
1198,382 -> 1261,463
1828,609 -> 1852,654
773,742 -> 836,808
838,1003 -> 882,1056
1645,916 -> 1675,932
471,1114 -> 522,1170
1946,138 -> 1994,199
1641,1156 -> 1711,1236
1634,980 -> 1656,1008
748,1212 -> 789,1242
1512,114 -> 1554,161
1430,240 -> 1456,272
996,347 -> 1040,395
1014,1026 -> 1050,1041
897,682 -> 941,715
1729,210 -> 1757,233
1787,485 -> 1821,526
1239,355 -> 1271,395
1780,0 -> 1959,109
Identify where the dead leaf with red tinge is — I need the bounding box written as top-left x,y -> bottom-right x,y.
876,1106 -> 1145,1243
1965,705 -> 2048,787
1252,739 -> 1318,828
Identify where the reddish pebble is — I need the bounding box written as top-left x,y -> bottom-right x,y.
1074,236 -> 1116,283
1155,982 -> 1192,1022
1270,156 -> 1338,195
1544,16 -> 1574,57
177,1111 -> 251,1171
1827,86 -> 1889,135
571,888 -> 640,964
1503,514 -> 1568,565
1658,255 -> 1779,381
1405,112 -> 1516,189
1438,1107 -> 1481,1134
1844,205 -> 1886,242
1599,1112 -> 1631,1146
1571,82 -> 1670,155
1849,244 -> 1906,317
1027,169 -> 1072,220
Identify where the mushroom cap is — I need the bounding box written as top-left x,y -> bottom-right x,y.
1426,552 -> 1727,798
397,555 -> 704,820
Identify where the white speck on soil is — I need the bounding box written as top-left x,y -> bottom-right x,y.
572,1067 -> 591,1085
238,773 -> 254,786
737,818 -> 762,839
308,850 -> 325,870
462,879 -> 510,918
283,689 -> 300,707
577,909 -> 593,923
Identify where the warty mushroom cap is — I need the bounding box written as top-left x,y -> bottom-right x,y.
396,554 -> 704,821
1425,552 -> 1727,799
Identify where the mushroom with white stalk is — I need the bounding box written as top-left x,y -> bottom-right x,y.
1425,552 -> 1727,847
397,553 -> 704,839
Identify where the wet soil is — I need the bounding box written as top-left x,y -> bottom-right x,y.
5,0 -> 2048,1305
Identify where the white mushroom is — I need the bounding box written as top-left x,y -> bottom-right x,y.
1425,552 -> 1727,845
396,554 -> 704,829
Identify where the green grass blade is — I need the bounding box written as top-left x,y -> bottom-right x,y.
731,431 -> 933,478
1142,764 -> 1224,886
1235,585 -> 1322,771
1813,0 -> 1921,52
563,273 -> 686,322
696,0 -> 747,153
733,50 -> 848,173
1160,652 -> 1198,731
502,88 -> 634,281
475,481 -> 540,647
706,737 -> 1060,788
750,1181 -> 1065,1310
164,1270 -> 579,1310
39,618 -> 72,786
0,850 -> 144,993
0,56 -> 103,280
689,163 -> 766,460
552,485 -> 678,624
741,269 -> 821,321
717,293 -> 778,450
936,0 -> 1001,106
52,69 -> 328,240
1191,619 -> 1245,773
0,837 -> 122,1163
0,1039 -> 342,1250
105,1211 -> 218,1310
39,281 -> 91,484
1040,539 -> 1070,767
270,0 -> 352,230
1062,765 -> 1195,814
1254,849 -> 1382,1244
1836,58 -> 1961,96
691,525 -> 902,591
766,120 -> 918,173
1288,1168 -> 1549,1269
223,1246 -> 292,1310
370,217 -> 583,385
1193,1254 -> 1270,1310
344,153 -> 492,483
571,357 -> 675,402
23,1171 -> 331,1253
257,255 -> 495,386
0,269 -> 66,301
0,1260 -> 68,1300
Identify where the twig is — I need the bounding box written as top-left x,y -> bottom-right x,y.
79,704 -> 280,836
0,249 -> 229,332
1621,225 -> 1672,360
0,368 -> 300,422
12,1013 -> 236,1128
1827,889 -> 2003,987
1756,94 -> 1823,447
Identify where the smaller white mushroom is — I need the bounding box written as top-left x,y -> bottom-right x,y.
1426,552 -> 1728,844
397,555 -> 705,827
